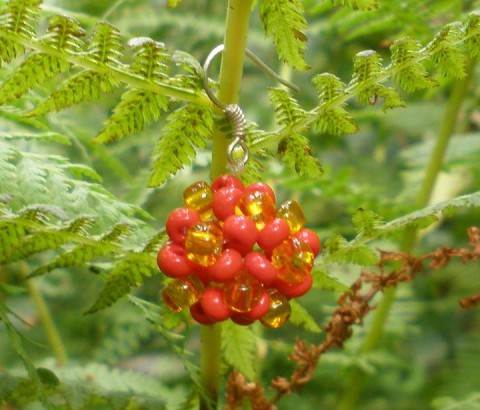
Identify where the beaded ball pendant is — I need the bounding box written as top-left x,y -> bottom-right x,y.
157,174 -> 321,328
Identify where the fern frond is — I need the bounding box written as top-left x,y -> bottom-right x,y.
277,133 -> 323,178
259,0 -> 309,70
0,15 -> 85,105
87,251 -> 157,314
390,37 -> 437,92
27,71 -> 120,117
85,22 -> 123,67
330,0 -> 379,11
94,90 -> 168,143
313,73 -> 358,135
0,302 -> 53,408
289,299 -> 321,333
0,0 -> 41,64
462,11 -> 480,59
268,87 -> 307,127
426,22 -> 466,78
128,37 -> 170,81
149,104 -> 213,186
350,50 -> 405,110
221,321 -> 257,380
93,37 -> 172,143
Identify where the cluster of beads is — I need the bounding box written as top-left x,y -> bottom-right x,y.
157,175 -> 321,329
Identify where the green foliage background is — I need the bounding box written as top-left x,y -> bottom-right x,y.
0,0 -> 480,409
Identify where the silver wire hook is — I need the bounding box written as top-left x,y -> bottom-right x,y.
203,44 -> 299,172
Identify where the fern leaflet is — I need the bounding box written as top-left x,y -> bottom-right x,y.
259,0 -> 309,70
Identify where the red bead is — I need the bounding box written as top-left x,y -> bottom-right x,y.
200,287 -> 232,321
211,174 -> 245,192
166,208 -> 201,245
244,182 -> 276,204
157,243 -> 192,278
211,187 -> 243,221
235,191 -> 276,231
223,274 -> 263,313
207,248 -> 243,282
231,314 -> 256,326
223,215 -> 258,255
274,273 -> 313,298
244,251 -> 278,286
246,289 -> 271,319
257,218 -> 291,254
294,228 -> 321,257
190,302 -> 215,325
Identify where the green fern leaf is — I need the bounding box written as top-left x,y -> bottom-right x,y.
313,73 -> 358,135
149,104 -> 213,186
324,234 -> 379,265
94,90 -> 168,143
221,321 -> 257,380
277,134 -> 323,178
27,71 -> 120,117
29,223 -> 132,278
87,252 -> 157,314
379,191 -> 480,234
85,22 -> 123,66
390,37 -> 437,92
462,11 -> 480,59
350,50 -> 405,111
426,23 -> 466,79
0,303 -> 53,409
289,299 -> 321,333
259,0 -> 309,70
312,267 -> 350,293
0,0 -> 41,65
128,37 -> 170,80
0,15 -> 85,105
330,0 -> 379,11
352,207 -> 383,238
268,87 -> 307,127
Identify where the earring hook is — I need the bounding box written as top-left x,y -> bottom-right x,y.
203,45 -> 299,172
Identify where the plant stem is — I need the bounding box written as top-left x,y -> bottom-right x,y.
21,263 -> 68,366
338,58 -> 476,410
200,1 -> 252,409
209,0 -> 253,180
200,324 -> 223,410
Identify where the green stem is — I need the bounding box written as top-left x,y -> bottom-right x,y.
200,2 -> 252,409
209,0 -> 253,179
200,324 -> 223,410
338,58 -> 476,410
21,263 -> 68,366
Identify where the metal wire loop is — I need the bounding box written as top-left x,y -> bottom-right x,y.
202,44 -> 298,171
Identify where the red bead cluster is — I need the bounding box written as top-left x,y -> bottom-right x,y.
157,175 -> 321,328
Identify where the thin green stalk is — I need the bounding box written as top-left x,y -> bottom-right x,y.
200,1 -> 252,409
21,263 -> 68,366
338,59 -> 476,410
209,0 -> 253,179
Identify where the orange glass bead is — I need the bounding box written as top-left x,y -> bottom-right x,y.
183,181 -> 213,217
271,237 -> 314,283
260,289 -> 291,329
185,221 -> 223,266
276,200 -> 305,234
235,191 -> 275,231
223,274 -> 263,313
162,276 -> 204,312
